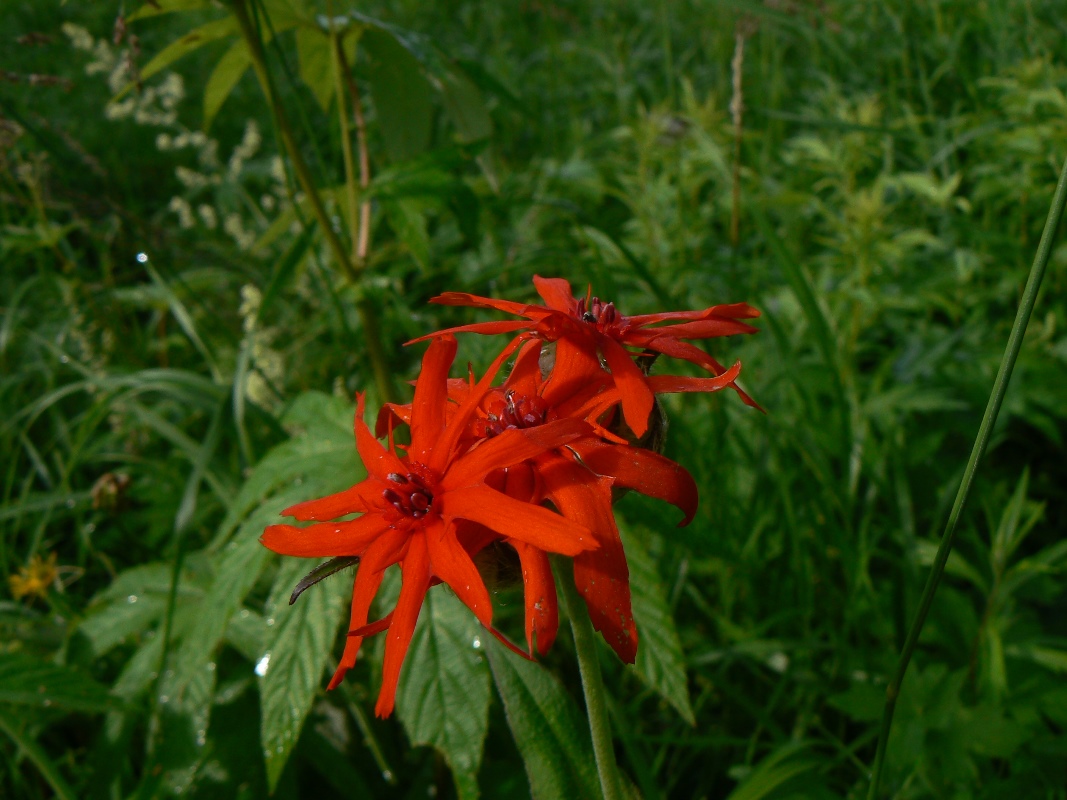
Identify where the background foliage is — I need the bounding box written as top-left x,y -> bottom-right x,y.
3,0 -> 1067,797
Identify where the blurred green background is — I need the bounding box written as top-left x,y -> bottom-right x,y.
3,1 -> 1067,797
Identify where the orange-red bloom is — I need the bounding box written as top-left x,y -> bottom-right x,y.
376,339 -> 739,663
414,276 -> 760,436
260,335 -> 597,717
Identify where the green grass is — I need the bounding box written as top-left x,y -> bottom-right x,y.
3,0 -> 1067,797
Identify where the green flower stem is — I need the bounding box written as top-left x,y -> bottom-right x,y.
231,0 -> 396,403
867,152 -> 1067,799
553,555 -> 624,800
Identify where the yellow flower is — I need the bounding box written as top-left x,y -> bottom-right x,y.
8,553 -> 58,601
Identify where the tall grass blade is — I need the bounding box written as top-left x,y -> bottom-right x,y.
866,153 -> 1067,798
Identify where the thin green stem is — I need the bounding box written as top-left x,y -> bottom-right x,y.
330,28 -> 361,265
866,153 -> 1067,798
231,1 -> 396,402
0,706 -> 77,800
553,555 -> 623,800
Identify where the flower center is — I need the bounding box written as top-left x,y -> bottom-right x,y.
382,470 -> 435,519
480,390 -> 549,437
575,296 -> 619,331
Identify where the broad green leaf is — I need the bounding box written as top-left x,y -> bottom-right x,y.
212,391 -> 359,549
259,556 -> 349,791
439,68 -> 493,144
396,588 -> 491,800
486,638 -> 600,800
0,651 -> 115,713
295,25 -> 334,112
622,525 -> 695,725
383,198 -> 430,269
137,17 -> 238,86
203,38 -> 253,132
362,27 -> 433,162
171,530 -> 272,700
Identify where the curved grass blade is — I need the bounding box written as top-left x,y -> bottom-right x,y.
866,153 -> 1067,798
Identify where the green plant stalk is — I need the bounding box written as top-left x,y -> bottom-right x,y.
553,555 -> 624,800
231,0 -> 396,403
0,706 -> 77,800
866,152 -> 1067,799
330,28 -> 361,266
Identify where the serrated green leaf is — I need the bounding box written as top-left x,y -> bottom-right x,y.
170,528 -> 272,701
396,588 -> 490,800
486,637 -> 601,800
0,651 -> 116,713
259,556 -> 349,790
212,391 -> 358,549
363,27 -> 432,162
621,526 -> 695,725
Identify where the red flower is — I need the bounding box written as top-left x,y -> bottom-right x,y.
378,340 -> 739,663
260,335 -> 597,717
412,276 -> 760,436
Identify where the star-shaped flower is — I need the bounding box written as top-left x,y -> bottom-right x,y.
261,335 -> 597,716
413,276 -> 760,436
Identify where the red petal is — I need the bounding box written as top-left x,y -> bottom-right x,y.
541,336 -> 604,407
504,340 -> 544,397
630,318 -> 758,341
625,302 -> 761,326
281,480 -> 382,521
485,626 -> 537,661
429,291 -> 541,316
441,419 -> 592,491
645,361 -> 742,395
410,335 -> 458,461
510,539 -> 558,655
327,527 -> 407,689
375,534 -> 431,717
642,339 -> 761,409
348,611 -> 393,638
572,441 -> 698,526
540,459 -> 637,663
374,402 -> 412,439
426,521 -> 493,627
438,485 -> 595,555
354,393 -> 407,482
406,319 -> 532,344
428,335 -> 529,473
598,334 -> 654,437
532,275 -> 578,313
261,514 -> 392,556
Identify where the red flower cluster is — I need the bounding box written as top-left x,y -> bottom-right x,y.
261,276 -> 759,717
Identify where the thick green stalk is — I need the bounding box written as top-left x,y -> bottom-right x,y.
867,153 -> 1067,798
231,1 -> 396,402
553,556 -> 624,800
